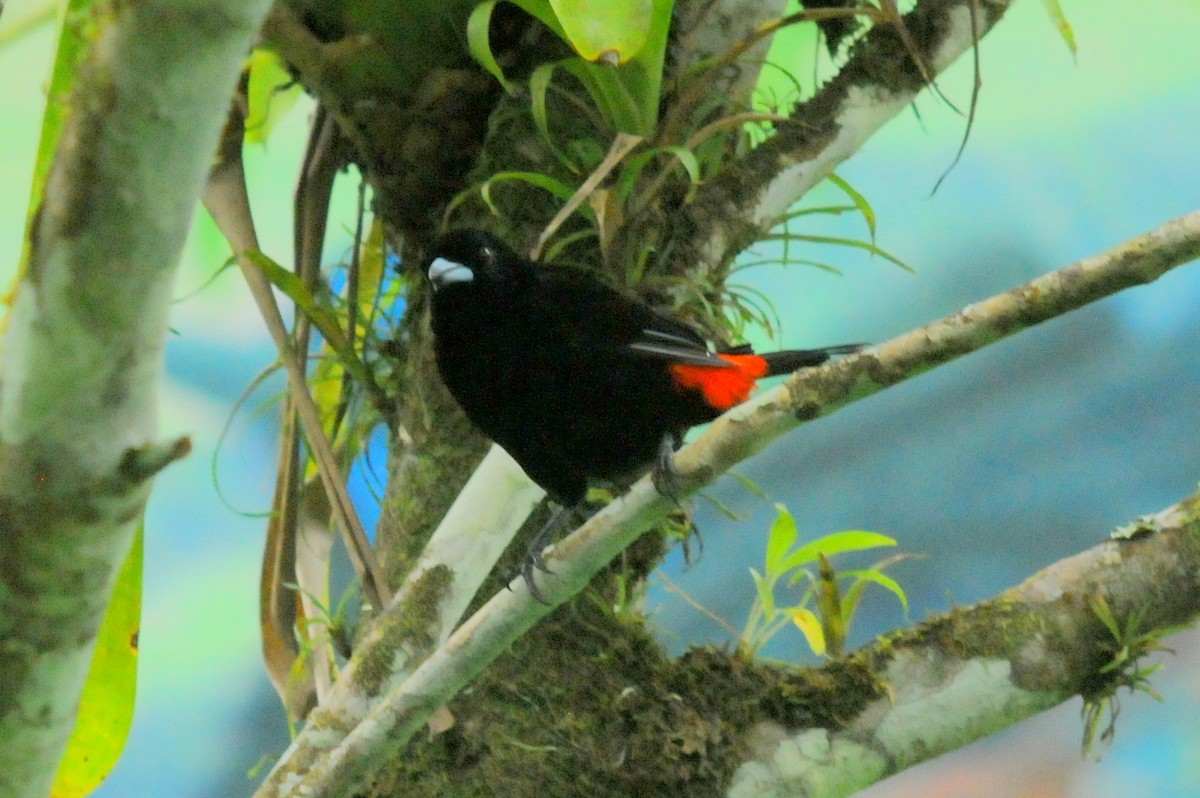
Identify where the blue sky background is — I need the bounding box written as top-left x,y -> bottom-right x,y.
1,1 -> 1198,795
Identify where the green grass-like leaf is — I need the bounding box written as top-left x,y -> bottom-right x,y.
778,530 -> 896,574
1039,0 -> 1078,57
466,0 -> 515,93
769,232 -> 914,272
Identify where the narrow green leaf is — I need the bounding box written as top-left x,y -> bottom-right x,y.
466,0 -> 515,93
617,145 -> 702,203
695,491 -> 748,522
826,173 -> 877,243
840,568 -> 909,625
765,503 -> 798,573
477,171 -> 585,218
727,471 -> 769,498
778,530 -> 896,573
1039,0 -> 1078,56
241,251 -> 378,392
773,232 -> 913,272
780,204 -> 859,220
529,61 -> 581,173
52,526 -> 143,797
749,568 -> 775,618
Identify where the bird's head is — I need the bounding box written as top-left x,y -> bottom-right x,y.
426,229 -> 522,294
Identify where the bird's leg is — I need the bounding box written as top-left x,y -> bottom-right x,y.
518,503 -> 579,603
652,433 -> 707,564
651,432 -> 684,501
679,513 -> 703,565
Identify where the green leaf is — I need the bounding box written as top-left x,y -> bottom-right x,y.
765,503 -> 798,573
466,1 -> 515,92
52,526 -> 143,797
749,567 -> 775,618
529,61 -> 581,173
773,232 -> 913,272
839,568 -> 909,630
1039,0 -> 1077,56
727,471 -> 769,498
617,145 -> 702,203
789,607 -> 826,656
245,49 -> 303,144
241,251 -> 378,393
778,530 -> 896,573
17,0 -> 99,276
548,0 -> 652,63
475,171 -> 585,218
826,173 -> 877,243
556,0 -> 671,135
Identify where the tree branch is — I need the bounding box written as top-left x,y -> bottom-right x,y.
0,2 -> 274,795
727,491 -> 1200,797
686,0 -> 1014,266
254,207 -> 1200,795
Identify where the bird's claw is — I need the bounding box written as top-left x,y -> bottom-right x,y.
651,433 -> 684,501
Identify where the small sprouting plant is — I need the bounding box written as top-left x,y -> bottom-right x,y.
1081,595 -> 1175,756
741,503 -> 908,659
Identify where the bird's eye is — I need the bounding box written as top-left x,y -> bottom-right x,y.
480,246 -> 496,268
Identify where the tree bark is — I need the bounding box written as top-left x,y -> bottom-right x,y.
0,2 -> 274,795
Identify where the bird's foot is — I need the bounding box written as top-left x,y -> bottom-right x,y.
513,504 -> 575,604
651,433 -> 684,501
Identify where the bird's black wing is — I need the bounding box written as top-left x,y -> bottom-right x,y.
530,266 -> 736,369
626,328 -> 737,368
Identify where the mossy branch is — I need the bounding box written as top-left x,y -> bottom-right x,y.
254,204 -> 1200,796
684,0 -> 1014,267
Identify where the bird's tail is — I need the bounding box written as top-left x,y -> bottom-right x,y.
757,343 -> 865,376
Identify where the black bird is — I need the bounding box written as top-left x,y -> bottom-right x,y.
424,229 -> 861,589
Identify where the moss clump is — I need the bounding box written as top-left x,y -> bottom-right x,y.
355,565 -> 454,699
366,583 -> 887,798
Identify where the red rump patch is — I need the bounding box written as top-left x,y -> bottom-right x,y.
670,354 -> 769,410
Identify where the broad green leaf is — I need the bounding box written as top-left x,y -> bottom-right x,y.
52,526 -> 143,798
245,49 -> 302,144
556,0 -> 671,135
548,0 -> 651,63
789,607 -> 825,656
764,503 -> 798,573
779,529 -> 895,573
